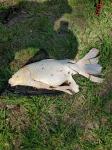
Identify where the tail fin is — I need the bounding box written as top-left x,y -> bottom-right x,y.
82,48 -> 99,60
69,48 -> 103,83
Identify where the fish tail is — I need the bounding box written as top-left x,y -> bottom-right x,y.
68,48 -> 103,83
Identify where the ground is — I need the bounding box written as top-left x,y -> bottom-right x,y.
0,0 -> 112,150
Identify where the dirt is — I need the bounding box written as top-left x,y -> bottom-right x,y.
6,104 -> 30,149
0,102 -> 31,149
98,70 -> 112,97
7,105 -> 30,131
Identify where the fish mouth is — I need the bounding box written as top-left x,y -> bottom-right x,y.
8,78 -> 16,87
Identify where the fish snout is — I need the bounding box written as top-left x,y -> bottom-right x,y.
8,77 -> 16,87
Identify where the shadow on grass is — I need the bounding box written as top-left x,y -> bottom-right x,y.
0,0 -> 79,95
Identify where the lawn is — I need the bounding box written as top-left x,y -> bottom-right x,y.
0,0 -> 112,149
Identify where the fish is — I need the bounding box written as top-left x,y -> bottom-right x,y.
9,48 -> 103,95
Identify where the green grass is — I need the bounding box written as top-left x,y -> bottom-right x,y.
0,0 -> 112,149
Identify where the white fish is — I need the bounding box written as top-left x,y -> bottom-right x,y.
9,48 -> 103,95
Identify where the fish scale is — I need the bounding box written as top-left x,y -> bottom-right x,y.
26,59 -> 72,86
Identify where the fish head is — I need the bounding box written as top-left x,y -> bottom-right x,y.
8,67 -> 29,86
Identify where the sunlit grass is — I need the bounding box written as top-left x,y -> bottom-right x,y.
0,0 -> 112,149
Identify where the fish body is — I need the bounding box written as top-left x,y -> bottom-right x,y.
9,48 -> 103,95
25,59 -> 73,86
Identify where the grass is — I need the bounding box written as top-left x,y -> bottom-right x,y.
0,0 -> 112,149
